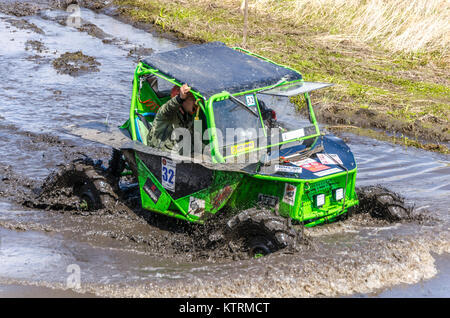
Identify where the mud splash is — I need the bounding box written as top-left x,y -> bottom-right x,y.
20,155 -> 309,262
8,141 -> 432,268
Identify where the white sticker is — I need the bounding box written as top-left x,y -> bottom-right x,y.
188,197 -> 205,217
292,158 -> 316,166
275,165 -> 302,174
282,183 -> 297,206
161,157 -> 176,192
314,167 -> 342,177
317,153 -> 343,165
316,194 -> 325,206
245,95 -> 256,106
282,128 -> 305,142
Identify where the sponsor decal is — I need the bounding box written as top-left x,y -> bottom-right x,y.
257,193 -> 279,210
212,185 -> 233,209
314,167 -> 343,177
292,158 -> 316,166
283,183 -> 297,206
161,157 -> 176,192
188,197 -> 206,217
274,165 -> 302,174
230,140 -> 255,155
143,178 -> 161,204
316,153 -> 343,165
142,99 -> 159,111
294,158 -> 330,172
301,161 -> 330,172
282,128 -> 305,142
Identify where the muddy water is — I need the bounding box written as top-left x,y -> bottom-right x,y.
0,3 -> 449,298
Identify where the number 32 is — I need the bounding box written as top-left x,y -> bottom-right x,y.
162,167 -> 174,184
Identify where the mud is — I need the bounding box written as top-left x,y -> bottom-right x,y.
18,155 -> 309,262
1,16 -> 44,33
76,20 -> 109,39
0,1 -> 41,17
52,50 -> 101,75
0,1 -> 449,298
1,133 -> 434,266
309,103 -> 450,147
127,45 -> 154,63
25,39 -> 48,52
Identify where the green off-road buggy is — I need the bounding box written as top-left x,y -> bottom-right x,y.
61,42 -> 409,256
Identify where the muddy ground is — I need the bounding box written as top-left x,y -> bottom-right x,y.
0,0 -> 449,298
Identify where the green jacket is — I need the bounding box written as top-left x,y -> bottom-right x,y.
147,96 -> 194,152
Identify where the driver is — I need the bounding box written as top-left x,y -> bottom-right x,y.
147,83 -> 197,153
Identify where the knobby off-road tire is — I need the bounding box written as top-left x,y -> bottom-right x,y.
108,149 -> 126,179
39,159 -> 118,211
356,186 -> 412,221
226,208 -> 300,257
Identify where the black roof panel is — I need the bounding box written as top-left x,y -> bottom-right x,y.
142,42 -> 302,98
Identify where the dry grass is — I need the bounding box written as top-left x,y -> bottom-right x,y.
245,0 -> 450,58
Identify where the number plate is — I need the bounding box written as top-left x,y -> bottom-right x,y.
161,158 -> 176,192
245,94 -> 256,106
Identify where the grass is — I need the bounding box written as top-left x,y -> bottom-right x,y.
250,0 -> 450,58
114,0 -> 449,153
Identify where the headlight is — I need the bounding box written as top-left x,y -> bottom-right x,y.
314,194 -> 325,207
333,188 -> 344,201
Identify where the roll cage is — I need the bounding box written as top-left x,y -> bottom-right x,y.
128,45 -> 331,163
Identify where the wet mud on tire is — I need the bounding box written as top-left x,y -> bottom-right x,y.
26,157 -> 119,212
354,185 -> 413,222
226,208 -> 302,257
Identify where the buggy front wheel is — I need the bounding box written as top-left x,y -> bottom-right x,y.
227,208 -> 300,257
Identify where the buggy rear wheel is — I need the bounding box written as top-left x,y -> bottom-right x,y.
108,149 -> 126,179
39,158 -> 119,211
70,161 -> 118,210
227,208 -> 300,257
356,186 -> 411,221
248,236 -> 273,257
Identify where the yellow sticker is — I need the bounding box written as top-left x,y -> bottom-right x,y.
230,140 -> 255,155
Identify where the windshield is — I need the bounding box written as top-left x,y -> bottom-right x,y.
256,94 -> 313,131
213,98 -> 263,145
211,93 -> 319,161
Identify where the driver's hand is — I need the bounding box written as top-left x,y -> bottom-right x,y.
179,83 -> 191,100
